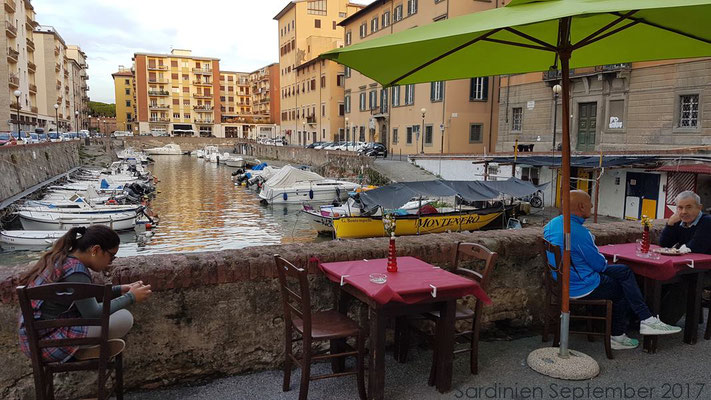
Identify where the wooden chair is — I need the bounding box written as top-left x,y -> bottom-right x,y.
395,243 -> 497,381
17,283 -> 124,400
540,238 -> 614,359
703,286 -> 710,340
274,255 -> 366,400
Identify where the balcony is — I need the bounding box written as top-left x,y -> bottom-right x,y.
193,105 -> 214,112
27,60 -> 35,71
148,79 -> 169,84
25,15 -> 37,30
5,21 -> 17,37
193,80 -> 212,86
64,86 -> 69,94
54,46 -> 59,56
8,73 -> 19,87
29,83 -> 36,93
85,85 -> 90,91
147,65 -> 168,71
148,90 -> 169,96
7,47 -> 18,63
192,93 -> 211,99
4,0 -> 15,12
63,70 -> 68,78
25,37 -> 33,52
30,106 -> 37,113
149,118 -> 169,123
306,115 -> 316,124
149,104 -> 170,110
55,62 -> 61,72
192,68 -> 213,75
194,119 -> 213,124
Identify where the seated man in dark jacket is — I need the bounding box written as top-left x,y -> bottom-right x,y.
659,191 -> 711,254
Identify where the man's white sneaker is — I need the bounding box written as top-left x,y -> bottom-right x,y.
640,316 -> 682,335
611,334 -> 639,350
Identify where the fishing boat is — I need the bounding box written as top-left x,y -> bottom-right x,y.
145,143 -> 183,155
302,199 -> 428,235
17,210 -> 137,231
258,165 -> 359,204
0,230 -> 67,246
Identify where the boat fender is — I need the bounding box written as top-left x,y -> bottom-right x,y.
283,193 -> 288,201
154,177 -> 159,183
105,199 -> 118,205
145,223 -> 152,230
309,189 -> 314,199
334,212 -> 340,218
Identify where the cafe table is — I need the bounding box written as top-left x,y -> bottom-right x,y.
319,256 -> 491,400
598,243 -> 711,352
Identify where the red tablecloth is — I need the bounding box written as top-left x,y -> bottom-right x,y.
598,243 -> 711,281
319,256 -> 491,305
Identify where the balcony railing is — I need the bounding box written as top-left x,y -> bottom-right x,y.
30,106 -> 37,113
63,70 -> 68,78
29,83 -> 36,92
27,60 -> 35,71
8,73 -> 19,87
192,93 -> 211,99
55,63 -> 61,72
193,80 -> 212,86
193,105 -> 214,111
149,118 -> 169,123
25,37 -> 34,51
54,46 -> 60,56
194,119 -> 213,124
85,85 -> 90,91
192,68 -> 213,75
148,79 -> 169,84
306,115 -> 316,124
147,65 -> 168,71
5,21 -> 17,37
7,47 -> 18,63
64,86 -> 69,93
4,0 -> 16,13
148,90 -> 169,96
149,104 -> 170,110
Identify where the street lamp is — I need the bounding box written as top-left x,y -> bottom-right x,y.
420,107 -> 426,154
13,90 -> 21,137
344,117 -> 349,143
54,104 -> 59,133
75,110 -> 79,133
552,84 -> 562,151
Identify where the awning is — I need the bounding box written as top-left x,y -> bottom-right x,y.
173,124 -> 193,130
359,177 -> 546,210
479,155 -> 660,168
655,164 -> 711,175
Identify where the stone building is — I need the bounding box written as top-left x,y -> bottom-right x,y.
497,59 -> 711,152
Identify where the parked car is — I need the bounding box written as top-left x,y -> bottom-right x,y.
112,131 -> 134,138
37,133 -> 48,142
48,132 -> 61,142
0,132 -> 13,146
360,142 -> 388,158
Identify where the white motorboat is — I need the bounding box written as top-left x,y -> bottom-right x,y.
19,202 -> 140,214
196,149 -> 205,158
145,144 -> 183,155
204,146 -> 219,162
224,157 -> 245,168
18,210 -> 137,231
258,165 -> 359,204
0,230 -> 67,246
116,149 -> 150,163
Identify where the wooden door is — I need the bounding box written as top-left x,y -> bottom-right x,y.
576,102 -> 597,151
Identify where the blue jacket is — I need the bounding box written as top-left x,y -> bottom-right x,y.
543,215 -> 607,298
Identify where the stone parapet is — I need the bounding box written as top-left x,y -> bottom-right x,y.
0,221 -> 656,399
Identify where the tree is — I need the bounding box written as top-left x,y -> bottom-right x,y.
88,101 -> 116,117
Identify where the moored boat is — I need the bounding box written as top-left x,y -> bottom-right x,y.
0,230 -> 67,246
18,210 -> 137,231
145,144 -> 182,155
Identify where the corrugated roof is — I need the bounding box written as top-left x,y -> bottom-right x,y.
655,164 -> 711,175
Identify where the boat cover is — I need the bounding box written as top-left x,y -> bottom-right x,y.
252,163 -> 268,170
263,165 -> 324,189
359,178 -> 548,209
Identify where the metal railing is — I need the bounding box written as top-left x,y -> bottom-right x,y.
149,118 -> 169,123
193,105 -> 214,111
25,37 -> 34,50
27,60 -> 35,71
147,65 -> 168,70
7,47 -> 18,62
29,83 -> 37,92
9,73 -> 19,87
149,104 -> 170,109
4,0 -> 16,13
192,93 -> 211,98
148,90 -> 169,96
192,68 -> 212,74
5,21 -> 17,37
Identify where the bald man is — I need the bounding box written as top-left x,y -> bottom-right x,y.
544,190 -> 681,351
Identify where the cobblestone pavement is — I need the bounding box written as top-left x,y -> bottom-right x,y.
127,313 -> 711,400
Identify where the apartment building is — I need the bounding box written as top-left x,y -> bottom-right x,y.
112,66 -> 134,133
340,0 -> 501,155
2,0 -> 39,132
34,25 -> 74,132
274,0 -> 363,146
133,49 -> 220,136
497,59 -> 711,152
66,45 -> 89,131
250,62 -> 280,125
220,70 -> 251,137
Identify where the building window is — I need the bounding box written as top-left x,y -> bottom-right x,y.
338,103 -> 344,116
124,79 -> 129,85
345,66 -> 351,78
125,100 -> 130,107
126,113 -> 132,121
407,0 -> 418,16
333,21 -> 337,30
183,74 -> 189,80
424,125 -> 433,145
371,17 -> 379,33
404,84 -> 415,105
512,108 -> 522,131
315,19 -> 321,28
608,99 -> 625,130
382,11 -> 391,28
171,60 -> 178,67
322,103 -> 326,116
359,92 -> 366,111
392,86 -> 400,107
470,77 -> 488,101
430,81 -> 443,102
369,90 -> 377,110
171,73 -> 178,79
359,126 -> 365,142
394,5 -> 403,21
380,89 -> 388,113
393,127 -> 398,144
679,94 -> 699,128
337,74 -> 344,86
307,0 -> 327,15
125,88 -> 130,95
346,31 -> 352,45
406,126 -> 413,144
173,98 -> 180,105
345,94 -> 351,113
360,23 -> 367,38
173,113 -> 180,119
469,124 -> 483,143
321,75 -> 326,88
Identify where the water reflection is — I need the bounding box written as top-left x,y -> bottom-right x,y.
0,156 -> 325,267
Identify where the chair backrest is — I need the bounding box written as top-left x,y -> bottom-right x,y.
274,255 -> 312,338
452,242 -> 498,292
17,283 -> 113,399
539,237 -> 563,298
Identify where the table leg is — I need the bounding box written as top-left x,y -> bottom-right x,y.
434,299 -> 456,394
643,278 -> 661,354
683,272 -> 703,345
332,289 -> 352,373
368,307 -> 386,400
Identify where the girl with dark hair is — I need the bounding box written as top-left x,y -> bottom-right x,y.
18,225 -> 152,363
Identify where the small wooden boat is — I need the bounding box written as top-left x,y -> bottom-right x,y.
0,230 -> 67,246
17,210 -> 137,231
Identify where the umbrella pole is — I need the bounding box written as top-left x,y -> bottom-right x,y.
558,47 -> 572,359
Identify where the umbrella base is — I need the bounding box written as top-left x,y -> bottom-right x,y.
527,347 -> 599,380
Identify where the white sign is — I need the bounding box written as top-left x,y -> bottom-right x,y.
439,124 -> 445,131
451,112 -> 458,118
527,100 -> 535,110
609,116 -> 623,129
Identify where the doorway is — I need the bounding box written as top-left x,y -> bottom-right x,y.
576,102 -> 597,151
624,172 -> 660,220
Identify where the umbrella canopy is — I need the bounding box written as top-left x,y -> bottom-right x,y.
321,0 -> 711,361
322,0 -> 711,86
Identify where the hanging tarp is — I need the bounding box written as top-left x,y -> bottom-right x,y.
359,177 -> 544,210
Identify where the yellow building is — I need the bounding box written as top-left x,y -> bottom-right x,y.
340,0 -> 501,155
112,66 -> 134,133
133,49 -> 220,136
274,0 -> 363,146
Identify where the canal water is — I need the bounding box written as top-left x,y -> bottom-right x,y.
0,156 -> 326,267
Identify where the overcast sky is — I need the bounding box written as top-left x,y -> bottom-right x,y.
33,0 -> 373,104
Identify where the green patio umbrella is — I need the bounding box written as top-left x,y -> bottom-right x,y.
321,0 -> 711,379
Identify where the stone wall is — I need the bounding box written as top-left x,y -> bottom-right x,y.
0,221 -> 656,399
0,142 -> 80,202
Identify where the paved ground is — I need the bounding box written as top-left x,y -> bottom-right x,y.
127,312 -> 711,400
372,158 -> 437,183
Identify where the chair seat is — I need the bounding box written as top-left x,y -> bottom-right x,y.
426,303 -> 475,321
293,310 -> 360,340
